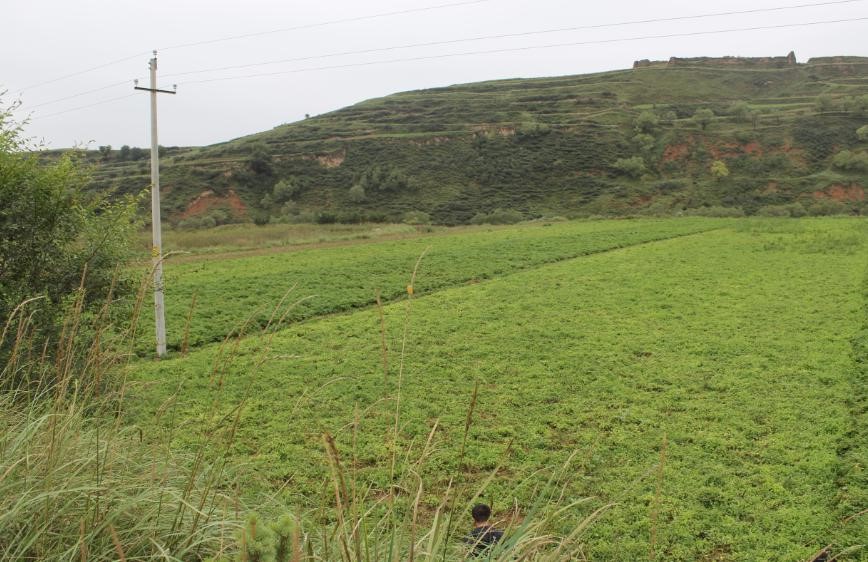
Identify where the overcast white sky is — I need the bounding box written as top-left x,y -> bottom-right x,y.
4,0 -> 866,148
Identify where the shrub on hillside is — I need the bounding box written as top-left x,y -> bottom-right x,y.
852,94 -> 868,115
734,129 -> 754,143
692,108 -> 715,130
683,206 -> 745,218
272,177 -> 300,203
756,204 -> 794,217
710,160 -> 730,181
516,121 -> 551,137
858,125 -> 868,142
832,150 -> 868,172
178,215 -> 216,229
177,208 -> 239,230
728,101 -> 752,123
248,142 -> 273,175
348,183 -> 367,203
402,210 -> 432,225
793,116 -> 859,164
470,208 -> 524,224
612,156 -> 647,179
634,110 -> 659,134
807,199 -> 849,216
632,133 -> 656,154
815,94 -> 836,113
356,164 -> 413,193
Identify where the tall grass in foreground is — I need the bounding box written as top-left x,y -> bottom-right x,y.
0,278 -> 243,561
1,262 -> 613,561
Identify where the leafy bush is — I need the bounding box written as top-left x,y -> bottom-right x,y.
403,210 -> 432,224
0,104 -> 137,361
793,116 -> 859,163
356,164 -> 413,193
634,110 -> 659,134
178,215 -> 217,229
807,199 -> 849,216
470,208 -> 524,224
816,94 -> 836,113
248,142 -> 273,175
632,133 -> 655,154
832,150 -> 868,172
728,101 -> 751,123
692,108 -> 715,130
710,160 -> 730,180
858,125 -> 868,142
348,183 -> 366,203
683,206 -> 745,217
757,204 -> 794,217
612,156 -> 647,179
272,177 -> 300,203
516,121 -> 551,137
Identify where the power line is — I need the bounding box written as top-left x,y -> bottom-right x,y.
20,53 -> 149,92
20,0 -> 864,108
158,0 -> 492,51
163,0 -> 868,80
19,12 -> 868,121
182,16 -> 868,85
14,0 -> 491,94
29,94 -> 138,121
26,79 -> 140,110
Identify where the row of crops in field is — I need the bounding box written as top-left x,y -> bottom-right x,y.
142,218 -> 725,352
129,218 -> 868,560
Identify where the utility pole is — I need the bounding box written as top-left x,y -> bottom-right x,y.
135,51 -> 176,357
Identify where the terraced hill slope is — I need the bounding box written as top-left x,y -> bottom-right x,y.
86,55 -> 868,224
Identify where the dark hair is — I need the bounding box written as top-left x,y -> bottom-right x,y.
471,504 -> 491,523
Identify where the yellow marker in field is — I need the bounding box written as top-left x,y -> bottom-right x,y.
407,285 -> 414,295
151,245 -> 160,258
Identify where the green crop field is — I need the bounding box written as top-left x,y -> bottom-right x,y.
128,218 -> 867,560
143,218 -> 724,351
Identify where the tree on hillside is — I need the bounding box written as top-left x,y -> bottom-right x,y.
118,144 -> 130,161
634,110 -> 659,134
248,142 -> 272,175
272,177 -> 299,203
728,101 -> 751,123
129,146 -> 146,161
0,102 -> 138,360
348,184 -> 366,203
749,110 -> 762,130
632,133 -> 656,154
403,210 -> 431,225
98,145 -> 112,161
832,150 -> 868,172
857,125 -> 868,142
356,165 -> 412,193
843,95 -> 868,116
710,160 -> 730,181
815,94 -> 835,113
692,108 -> 715,131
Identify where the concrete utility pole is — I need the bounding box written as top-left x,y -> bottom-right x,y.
135,51 -> 176,357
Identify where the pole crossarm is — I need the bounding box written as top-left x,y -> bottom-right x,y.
134,86 -> 177,94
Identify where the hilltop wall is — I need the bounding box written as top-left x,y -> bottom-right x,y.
806,56 -> 868,76
634,51 -> 797,69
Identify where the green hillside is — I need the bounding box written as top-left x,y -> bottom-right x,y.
87,55 -> 868,225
